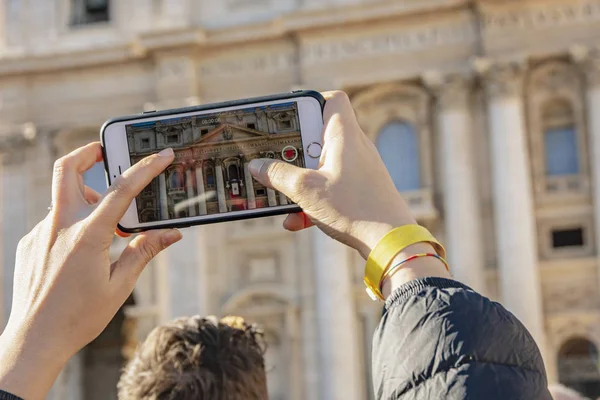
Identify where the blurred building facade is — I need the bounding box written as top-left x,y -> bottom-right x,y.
0,0 -> 600,398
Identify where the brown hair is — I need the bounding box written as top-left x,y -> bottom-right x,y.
117,315 -> 268,400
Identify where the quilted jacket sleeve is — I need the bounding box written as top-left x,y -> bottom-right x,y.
372,278 -> 552,400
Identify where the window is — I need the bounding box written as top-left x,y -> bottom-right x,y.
204,164 -> 216,189
543,100 -> 579,176
140,138 -> 150,149
256,188 -> 266,196
545,127 -> 579,176
552,228 -> 585,248
71,0 -> 110,26
228,164 -> 239,181
169,169 -> 183,190
246,123 -> 256,130
166,134 -> 179,145
277,119 -> 292,130
558,337 -> 600,398
200,129 -> 209,136
83,162 -> 107,194
376,121 -> 420,192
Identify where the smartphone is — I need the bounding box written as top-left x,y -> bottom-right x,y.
101,90 -> 325,233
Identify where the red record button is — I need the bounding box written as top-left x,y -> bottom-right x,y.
282,146 -> 298,162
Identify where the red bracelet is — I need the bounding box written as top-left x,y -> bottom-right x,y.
379,253 -> 450,293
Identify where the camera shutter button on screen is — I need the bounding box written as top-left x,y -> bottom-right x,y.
307,142 -> 322,159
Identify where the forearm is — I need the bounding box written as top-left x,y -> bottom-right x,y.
0,328 -> 67,400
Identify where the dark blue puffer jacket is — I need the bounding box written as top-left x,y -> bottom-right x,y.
372,278 -> 551,399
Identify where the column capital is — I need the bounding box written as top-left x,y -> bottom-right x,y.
569,44 -> 600,87
423,71 -> 473,110
474,58 -> 526,99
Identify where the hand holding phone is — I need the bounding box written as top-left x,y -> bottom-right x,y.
102,91 -> 324,233
248,91 -> 418,259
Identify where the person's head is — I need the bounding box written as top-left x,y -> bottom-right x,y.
118,315 -> 268,400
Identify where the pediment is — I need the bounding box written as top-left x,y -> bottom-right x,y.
199,124 -> 269,144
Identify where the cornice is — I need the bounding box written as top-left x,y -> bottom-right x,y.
0,0 -> 469,76
0,43 -> 144,77
278,0 -> 468,32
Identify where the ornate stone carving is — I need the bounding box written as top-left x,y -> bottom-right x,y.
423,71 -> 472,110
482,0 -> 600,33
158,58 -> 189,80
530,62 -> 581,94
223,126 -> 233,140
300,21 -> 476,66
570,45 -> 600,87
474,58 -> 526,99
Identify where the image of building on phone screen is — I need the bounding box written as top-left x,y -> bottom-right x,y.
126,102 -> 305,222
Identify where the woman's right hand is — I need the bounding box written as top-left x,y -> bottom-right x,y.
249,91 -> 417,259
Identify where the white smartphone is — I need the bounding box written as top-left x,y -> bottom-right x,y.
101,90 -> 325,233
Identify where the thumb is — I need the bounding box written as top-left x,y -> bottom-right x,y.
111,229 -> 182,285
248,158 -> 309,198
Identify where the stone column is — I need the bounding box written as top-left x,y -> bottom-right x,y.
243,160 -> 257,209
215,159 -> 228,213
185,169 -> 196,217
431,75 -> 486,293
477,60 -> 547,359
194,165 -> 208,215
579,52 -> 600,373
312,230 -> 362,400
154,226 -> 211,321
158,173 -> 169,220
267,188 -> 278,207
279,192 -> 289,205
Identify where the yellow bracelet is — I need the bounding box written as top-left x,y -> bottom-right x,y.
363,224 -> 445,301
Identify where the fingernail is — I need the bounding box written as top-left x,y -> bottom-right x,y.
162,229 -> 182,247
248,159 -> 266,177
158,148 -> 174,157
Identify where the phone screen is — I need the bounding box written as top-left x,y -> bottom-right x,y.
126,101 -> 305,223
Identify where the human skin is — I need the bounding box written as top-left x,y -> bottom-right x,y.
248,91 -> 450,297
0,144 -> 182,399
0,91 -> 448,399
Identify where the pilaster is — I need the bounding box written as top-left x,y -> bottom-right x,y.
426,73 -> 486,293
477,59 -> 548,365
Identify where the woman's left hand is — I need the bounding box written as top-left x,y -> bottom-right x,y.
0,142 -> 181,400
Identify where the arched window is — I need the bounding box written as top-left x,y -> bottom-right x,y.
376,121 -> 420,192
204,162 -> 215,189
169,169 -> 183,190
543,100 -> 579,176
558,337 -> 600,398
228,164 -> 239,181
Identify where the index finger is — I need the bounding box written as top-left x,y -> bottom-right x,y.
90,148 -> 174,231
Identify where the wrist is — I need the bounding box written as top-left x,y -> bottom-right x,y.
0,326 -> 69,399
381,242 -> 451,299
354,217 -> 417,259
